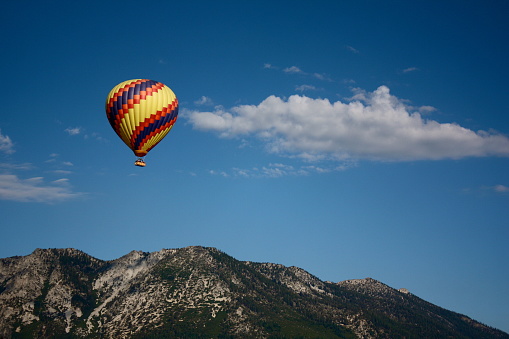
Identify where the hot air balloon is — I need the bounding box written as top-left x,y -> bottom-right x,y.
105,79 -> 178,166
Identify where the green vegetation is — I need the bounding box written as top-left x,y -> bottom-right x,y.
2,247 -> 507,338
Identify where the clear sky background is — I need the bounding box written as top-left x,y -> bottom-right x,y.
1,0 -> 508,333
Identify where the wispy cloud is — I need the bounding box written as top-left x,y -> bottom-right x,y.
0,162 -> 33,171
403,67 -> 419,73
208,169 -> 229,177
0,174 -> 84,203
50,170 -> 73,175
84,132 -> 107,142
492,185 -> 509,193
194,96 -> 214,106
265,64 -> 334,83
65,127 -> 82,135
44,154 -> 74,169
0,129 -> 15,154
208,162 -> 356,178
296,85 -> 317,92
345,45 -> 360,54
186,86 -> 509,161
64,127 -> 106,143
418,106 -> 436,114
283,66 -> 304,74
313,73 -> 333,82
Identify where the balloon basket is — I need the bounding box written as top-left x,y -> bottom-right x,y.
134,158 -> 146,167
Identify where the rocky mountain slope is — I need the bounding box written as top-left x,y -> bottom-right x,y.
0,246 -> 507,338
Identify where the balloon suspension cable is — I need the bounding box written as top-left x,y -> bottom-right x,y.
134,157 -> 146,167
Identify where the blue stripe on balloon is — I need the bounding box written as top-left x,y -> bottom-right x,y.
133,107 -> 178,149
132,107 -> 178,150
107,80 -> 159,131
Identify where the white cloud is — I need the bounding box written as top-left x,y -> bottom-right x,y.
0,129 -> 15,154
0,162 -> 32,170
283,66 -> 304,74
346,45 -> 360,54
313,73 -> 332,81
187,86 -> 509,161
65,127 -> 82,135
228,164 -> 301,178
209,169 -> 229,177
194,96 -> 214,106
0,174 -> 83,203
267,64 -> 332,82
52,178 -> 70,184
418,106 -> 437,114
403,67 -> 419,73
493,185 -> 509,193
89,132 -> 107,142
50,170 -> 73,175
44,154 -> 74,168
211,162 -> 355,178
342,79 -> 356,85
296,85 -> 317,92
345,87 -> 368,102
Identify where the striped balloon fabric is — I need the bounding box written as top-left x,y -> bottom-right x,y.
106,79 -> 178,158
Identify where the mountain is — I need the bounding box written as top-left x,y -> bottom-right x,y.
0,246 -> 506,338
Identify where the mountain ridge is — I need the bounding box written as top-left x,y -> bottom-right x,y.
0,246 -> 507,338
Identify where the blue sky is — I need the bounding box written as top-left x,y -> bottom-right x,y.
1,0 -> 508,333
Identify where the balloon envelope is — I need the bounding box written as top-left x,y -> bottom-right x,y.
105,79 -> 178,157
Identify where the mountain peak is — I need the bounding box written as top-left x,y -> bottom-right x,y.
1,247 -> 507,338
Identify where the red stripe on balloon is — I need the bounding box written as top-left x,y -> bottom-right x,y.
129,99 -> 178,147
107,81 -> 166,132
140,117 -> 178,153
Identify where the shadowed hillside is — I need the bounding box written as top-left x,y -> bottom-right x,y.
0,246 -> 507,338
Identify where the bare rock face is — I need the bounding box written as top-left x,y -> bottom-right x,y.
0,248 -> 101,337
0,246 -> 507,338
